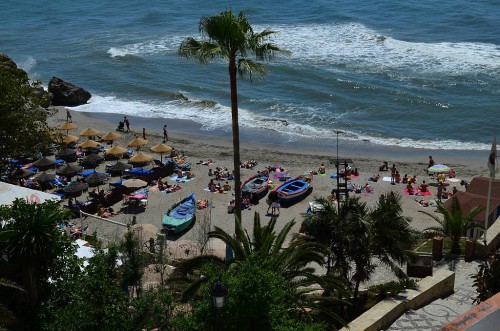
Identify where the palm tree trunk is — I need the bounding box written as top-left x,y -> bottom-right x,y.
228,55 -> 242,224
353,279 -> 361,308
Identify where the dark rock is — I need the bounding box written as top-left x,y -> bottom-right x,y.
48,77 -> 91,106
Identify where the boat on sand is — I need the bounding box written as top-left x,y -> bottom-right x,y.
273,174 -> 313,204
241,170 -> 270,196
162,193 -> 197,234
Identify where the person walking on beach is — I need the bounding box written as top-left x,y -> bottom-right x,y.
391,164 -> 397,184
124,116 -> 130,132
66,109 -> 72,123
163,125 -> 168,142
428,155 -> 435,174
437,181 -> 444,202
142,128 -> 146,140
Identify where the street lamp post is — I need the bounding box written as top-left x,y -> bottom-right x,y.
211,281 -> 228,330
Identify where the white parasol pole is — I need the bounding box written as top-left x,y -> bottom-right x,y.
484,135 -> 497,247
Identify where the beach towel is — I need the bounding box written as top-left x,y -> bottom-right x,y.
448,178 -> 461,183
382,176 -> 392,182
169,175 -> 194,183
273,173 -> 286,180
330,173 -> 337,179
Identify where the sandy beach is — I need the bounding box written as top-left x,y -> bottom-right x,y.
47,107 -> 490,258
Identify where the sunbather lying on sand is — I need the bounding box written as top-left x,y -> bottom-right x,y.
196,158 -> 213,165
165,184 -> 181,193
415,198 -> 429,207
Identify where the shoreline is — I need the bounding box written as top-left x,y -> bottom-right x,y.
77,109 -> 490,168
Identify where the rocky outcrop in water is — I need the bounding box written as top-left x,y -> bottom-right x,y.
48,77 -> 91,106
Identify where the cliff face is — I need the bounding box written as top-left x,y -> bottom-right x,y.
0,53 -> 52,108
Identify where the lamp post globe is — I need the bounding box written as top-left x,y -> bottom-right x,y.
210,281 -> 228,309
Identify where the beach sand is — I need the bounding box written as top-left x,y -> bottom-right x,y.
47,107 -> 489,260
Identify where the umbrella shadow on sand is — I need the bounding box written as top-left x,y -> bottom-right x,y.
119,205 -> 147,215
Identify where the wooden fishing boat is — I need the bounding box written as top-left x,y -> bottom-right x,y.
241,170 -> 270,196
162,193 -> 197,234
273,174 -> 313,204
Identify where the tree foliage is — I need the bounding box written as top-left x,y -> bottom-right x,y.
175,255 -> 328,331
473,254 -> 500,304
301,194 -> 419,307
176,213 -> 346,328
0,56 -> 53,164
0,199 -> 74,317
40,248 -> 132,331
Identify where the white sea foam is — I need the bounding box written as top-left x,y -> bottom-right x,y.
259,22 -> 500,76
70,94 -> 490,151
107,35 -> 185,58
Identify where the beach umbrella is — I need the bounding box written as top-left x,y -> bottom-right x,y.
34,173 -> 56,184
127,137 -> 148,148
10,168 -> 35,179
63,181 -> 89,196
85,171 -> 109,186
129,152 -> 153,164
107,161 -> 132,172
100,131 -> 122,142
58,122 -> 78,135
105,145 -> 128,157
150,143 -> 172,161
57,147 -> 77,157
61,135 -> 79,145
78,139 -> 101,150
32,156 -> 56,168
121,178 -> 148,188
81,153 -> 103,165
57,164 -> 83,178
428,164 -> 450,173
79,128 -> 100,137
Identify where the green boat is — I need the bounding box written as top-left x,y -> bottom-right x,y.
162,193 -> 197,234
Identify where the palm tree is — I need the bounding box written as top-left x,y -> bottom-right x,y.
0,199 -> 73,309
179,10 -> 289,222
176,213 -> 347,325
302,194 -> 419,305
369,193 -> 419,278
421,196 -> 483,254
180,213 -> 328,282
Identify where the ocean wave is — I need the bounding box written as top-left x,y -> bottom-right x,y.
106,21 -> 499,75
107,35 -> 184,58
69,93 -> 491,151
260,22 -> 500,77
16,55 -> 37,74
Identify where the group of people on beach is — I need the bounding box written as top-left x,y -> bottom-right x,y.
119,116 -> 168,143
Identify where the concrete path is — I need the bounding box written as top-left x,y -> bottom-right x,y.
386,259 -> 481,330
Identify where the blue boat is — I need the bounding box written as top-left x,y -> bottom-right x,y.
162,193 -> 197,234
273,174 -> 313,204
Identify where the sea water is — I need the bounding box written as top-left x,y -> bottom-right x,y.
2,0 -> 499,155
